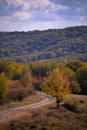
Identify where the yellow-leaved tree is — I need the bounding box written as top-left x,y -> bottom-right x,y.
41,68 -> 71,108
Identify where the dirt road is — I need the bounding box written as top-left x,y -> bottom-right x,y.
0,97 -> 55,115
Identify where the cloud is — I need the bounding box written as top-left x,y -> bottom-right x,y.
0,0 -> 87,31
14,11 -> 33,20
0,15 -> 87,32
76,8 -> 84,13
79,16 -> 85,21
6,0 -> 69,11
6,0 -> 69,21
7,0 -> 30,10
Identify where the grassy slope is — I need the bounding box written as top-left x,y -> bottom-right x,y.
0,94 -> 87,130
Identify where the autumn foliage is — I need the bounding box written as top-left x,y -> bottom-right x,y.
0,60 -> 87,105
41,68 -> 71,107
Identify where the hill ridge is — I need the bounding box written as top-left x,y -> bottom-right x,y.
0,26 -> 87,63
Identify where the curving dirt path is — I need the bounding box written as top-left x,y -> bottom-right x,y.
0,97 -> 55,115
0,93 -> 86,116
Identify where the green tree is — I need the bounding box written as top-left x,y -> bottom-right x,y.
9,62 -> 24,80
0,61 -> 11,78
0,61 -> 24,79
0,73 -> 9,103
63,67 -> 81,94
30,61 -> 52,77
76,66 -> 87,94
41,68 -> 70,108
66,61 -> 82,72
70,80 -> 81,94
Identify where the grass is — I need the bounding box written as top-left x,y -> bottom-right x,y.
63,94 -> 87,113
0,94 -> 87,130
0,91 -> 45,110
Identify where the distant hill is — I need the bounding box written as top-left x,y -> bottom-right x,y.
0,26 -> 87,63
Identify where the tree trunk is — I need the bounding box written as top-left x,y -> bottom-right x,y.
56,99 -> 60,108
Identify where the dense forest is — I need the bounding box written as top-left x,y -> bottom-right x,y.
0,26 -> 87,63
0,60 -> 87,105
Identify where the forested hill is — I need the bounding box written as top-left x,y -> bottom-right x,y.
0,26 -> 87,63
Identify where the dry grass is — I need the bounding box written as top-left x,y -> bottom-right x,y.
0,110 -> 30,130
63,94 -> 87,113
0,91 -> 45,110
0,94 -> 87,130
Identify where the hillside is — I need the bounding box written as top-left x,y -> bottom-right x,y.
0,94 -> 87,130
0,26 -> 87,63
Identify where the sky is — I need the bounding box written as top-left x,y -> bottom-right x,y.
0,0 -> 87,31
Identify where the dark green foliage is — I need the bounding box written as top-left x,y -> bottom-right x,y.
29,61 -> 53,77
66,61 -> 82,72
0,61 -> 24,80
0,73 -> 8,103
70,80 -> 81,94
0,61 -> 11,78
76,66 -> 87,94
0,26 -> 87,63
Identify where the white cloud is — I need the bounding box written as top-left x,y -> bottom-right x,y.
6,0 -> 69,11
14,11 -> 33,20
79,16 -> 85,21
6,0 -> 69,21
0,0 -> 86,31
56,4 -> 69,10
1,15 -> 87,32
7,0 -> 30,10
76,8 -> 84,13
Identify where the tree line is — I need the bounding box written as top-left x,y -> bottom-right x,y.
0,60 -> 87,106
0,26 -> 87,63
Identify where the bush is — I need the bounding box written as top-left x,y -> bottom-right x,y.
70,80 -> 81,94
63,101 -> 77,112
0,73 -> 9,104
63,99 -> 87,113
20,72 -> 32,88
5,87 -> 33,103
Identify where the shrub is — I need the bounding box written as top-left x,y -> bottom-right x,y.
63,101 -> 77,112
0,73 -> 9,104
6,87 -> 33,103
70,80 -> 81,94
